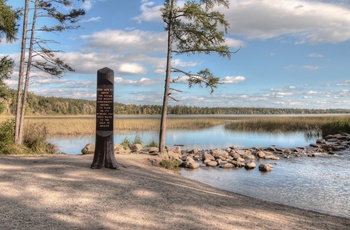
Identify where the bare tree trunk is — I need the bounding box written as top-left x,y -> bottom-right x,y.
159,0 -> 174,153
15,0 -> 29,145
20,0 -> 38,132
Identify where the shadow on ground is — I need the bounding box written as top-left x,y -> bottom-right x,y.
0,154 -> 349,230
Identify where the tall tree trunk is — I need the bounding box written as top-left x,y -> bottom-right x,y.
20,0 -> 38,131
159,0 -> 174,153
15,0 -> 29,145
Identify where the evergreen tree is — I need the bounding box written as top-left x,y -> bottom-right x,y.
15,0 -> 85,144
159,0 -> 232,152
0,0 -> 20,113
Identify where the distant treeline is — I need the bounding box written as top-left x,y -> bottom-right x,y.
2,89 -> 349,115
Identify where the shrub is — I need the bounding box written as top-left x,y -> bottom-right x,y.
0,121 -> 57,155
23,122 -> 57,154
0,120 -> 15,148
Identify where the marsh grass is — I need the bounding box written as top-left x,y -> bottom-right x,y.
224,115 -> 350,133
0,116 -> 231,135
1,115 -> 349,136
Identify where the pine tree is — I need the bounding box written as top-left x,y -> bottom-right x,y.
159,0 -> 232,152
15,0 -> 85,144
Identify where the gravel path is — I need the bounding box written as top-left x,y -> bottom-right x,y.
0,154 -> 349,230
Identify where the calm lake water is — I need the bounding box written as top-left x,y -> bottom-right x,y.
49,125 -> 316,154
48,124 -> 350,218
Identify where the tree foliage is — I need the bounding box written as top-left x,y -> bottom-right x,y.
159,0 -> 232,152
0,0 -> 19,113
29,0 -> 85,78
2,89 -> 348,116
14,0 -> 85,144
0,0 -> 20,43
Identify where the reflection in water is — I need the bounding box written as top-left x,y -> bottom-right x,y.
48,125 -> 318,154
181,153 -> 350,218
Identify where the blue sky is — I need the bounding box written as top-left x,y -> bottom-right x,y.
2,0 -> 350,109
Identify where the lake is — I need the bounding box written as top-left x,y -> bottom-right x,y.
48,124 -> 350,219
49,125 -> 317,154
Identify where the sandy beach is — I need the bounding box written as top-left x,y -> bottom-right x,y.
0,154 -> 349,230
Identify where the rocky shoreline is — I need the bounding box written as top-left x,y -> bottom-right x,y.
82,133 -> 350,172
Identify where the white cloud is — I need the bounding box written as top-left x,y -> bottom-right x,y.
308,52 -> 324,58
221,0 -> 350,44
225,37 -> 245,48
81,29 -> 167,53
80,17 -> 102,23
307,90 -> 319,94
133,0 -> 163,23
118,63 -> 147,75
172,59 -> 199,68
220,76 -> 246,84
81,0 -> 92,11
302,65 -> 320,70
114,77 -> 158,86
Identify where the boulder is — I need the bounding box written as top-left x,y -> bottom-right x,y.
230,160 -> 245,168
206,161 -> 218,167
185,157 -> 200,169
185,161 -> 200,169
211,149 -> 229,159
259,164 -> 273,172
173,146 -> 182,153
256,151 -> 266,159
131,144 -> 143,152
244,161 -> 256,170
265,155 -> 280,160
219,163 -> 235,169
316,139 -> 326,144
188,148 -> 200,154
230,151 -> 241,160
168,151 -> 182,160
203,152 -> 215,162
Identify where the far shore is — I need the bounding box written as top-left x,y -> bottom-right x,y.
0,154 -> 349,230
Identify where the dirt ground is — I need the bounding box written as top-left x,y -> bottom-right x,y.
0,154 -> 349,230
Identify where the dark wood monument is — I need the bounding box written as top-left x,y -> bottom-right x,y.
91,67 -> 118,169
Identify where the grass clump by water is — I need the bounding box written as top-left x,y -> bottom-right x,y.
159,157 -> 181,169
146,139 -> 158,148
121,137 -> 131,150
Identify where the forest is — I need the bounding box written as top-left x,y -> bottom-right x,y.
1,89 -> 349,116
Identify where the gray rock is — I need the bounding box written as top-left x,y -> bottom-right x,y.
131,144 -> 143,152
265,155 -> 280,160
203,152 -> 215,161
185,159 -> 200,169
244,161 -> 256,170
211,149 -> 229,158
257,151 -> 266,159
206,161 -> 218,167
259,164 -> 273,172
316,139 -> 326,144
219,163 -> 235,169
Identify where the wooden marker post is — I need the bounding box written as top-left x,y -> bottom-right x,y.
91,67 -> 118,169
